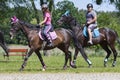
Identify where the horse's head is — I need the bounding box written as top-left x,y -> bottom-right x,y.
10,16 -> 21,39
57,10 -> 72,25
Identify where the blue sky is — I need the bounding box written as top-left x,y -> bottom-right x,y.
54,0 -> 117,12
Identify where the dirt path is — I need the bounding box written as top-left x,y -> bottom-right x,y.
0,73 -> 120,80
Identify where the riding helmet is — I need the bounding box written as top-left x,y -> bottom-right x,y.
87,3 -> 93,8
42,4 -> 48,8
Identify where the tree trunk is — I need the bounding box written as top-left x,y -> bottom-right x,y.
30,0 -> 40,24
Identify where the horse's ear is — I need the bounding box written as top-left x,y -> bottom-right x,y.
11,18 -> 14,21
11,16 -> 19,23
64,10 -> 70,16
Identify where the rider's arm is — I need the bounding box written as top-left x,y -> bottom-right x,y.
89,15 -> 97,24
39,16 -> 47,26
87,11 -> 97,24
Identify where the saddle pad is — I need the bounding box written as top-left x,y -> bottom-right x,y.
39,31 -> 57,40
83,26 -> 100,38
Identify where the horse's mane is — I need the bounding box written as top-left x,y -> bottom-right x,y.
19,20 -> 40,31
69,15 -> 83,30
69,15 -> 81,26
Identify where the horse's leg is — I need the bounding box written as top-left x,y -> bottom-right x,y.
20,48 -> 33,71
76,44 -> 92,67
109,44 -> 118,67
68,50 -> 76,68
72,47 -> 79,68
58,46 -> 71,69
72,47 -> 92,68
35,50 -> 46,71
100,43 -> 111,67
43,50 -> 48,56
0,32 -> 8,57
0,43 -> 9,58
72,33 -> 92,67
63,51 -> 69,69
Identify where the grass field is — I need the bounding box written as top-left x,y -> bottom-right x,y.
0,45 -> 120,73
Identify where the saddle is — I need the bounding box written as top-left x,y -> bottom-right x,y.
39,30 -> 57,41
83,26 -> 100,38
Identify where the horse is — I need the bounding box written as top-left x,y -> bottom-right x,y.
0,30 -> 9,58
9,16 -> 78,71
57,11 -> 120,67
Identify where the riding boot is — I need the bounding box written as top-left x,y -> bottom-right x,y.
47,39 -> 54,47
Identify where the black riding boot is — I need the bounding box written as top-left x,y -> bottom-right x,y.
47,39 -> 54,47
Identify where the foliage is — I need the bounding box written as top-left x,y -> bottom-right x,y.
52,0 -> 80,29
97,11 -> 120,34
94,0 -> 120,13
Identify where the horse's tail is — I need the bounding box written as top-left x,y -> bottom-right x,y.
115,30 -> 120,44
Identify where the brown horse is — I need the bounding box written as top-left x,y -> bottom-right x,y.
57,11 -> 120,67
9,16 -> 77,71
0,30 -> 9,58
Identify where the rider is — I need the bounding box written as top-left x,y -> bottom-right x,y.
39,3 -> 53,47
86,3 -> 97,45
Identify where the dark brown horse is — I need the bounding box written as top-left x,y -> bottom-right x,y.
9,16 -> 77,71
0,30 -> 9,57
57,11 -> 120,67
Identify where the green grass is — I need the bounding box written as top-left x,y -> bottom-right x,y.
0,53 -> 120,73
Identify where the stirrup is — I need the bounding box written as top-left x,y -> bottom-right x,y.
47,43 -> 54,47
41,41 -> 47,49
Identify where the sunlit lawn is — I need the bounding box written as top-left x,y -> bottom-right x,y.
0,45 -> 120,73
0,53 -> 120,73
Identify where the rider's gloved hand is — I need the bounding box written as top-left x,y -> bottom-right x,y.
87,21 -> 91,25
36,24 -> 40,28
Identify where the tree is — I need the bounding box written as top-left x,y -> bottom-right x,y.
94,0 -> 120,11
30,0 -> 40,24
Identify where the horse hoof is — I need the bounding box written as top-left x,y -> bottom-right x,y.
70,64 -> 77,68
104,63 -> 107,67
71,65 -> 77,68
42,68 -> 46,71
88,64 -> 92,68
70,62 -> 77,68
63,66 -> 67,70
112,65 -> 115,67
112,61 -> 116,67
42,66 -> 46,71
19,68 -> 23,72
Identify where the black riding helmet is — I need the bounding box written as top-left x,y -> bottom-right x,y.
87,3 -> 93,8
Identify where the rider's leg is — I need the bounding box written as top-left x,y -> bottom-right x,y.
88,29 -> 92,41
87,25 -> 93,44
41,28 -> 47,40
43,25 -> 53,46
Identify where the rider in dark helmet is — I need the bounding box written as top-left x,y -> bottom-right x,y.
87,3 -> 93,8
86,3 -> 97,45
